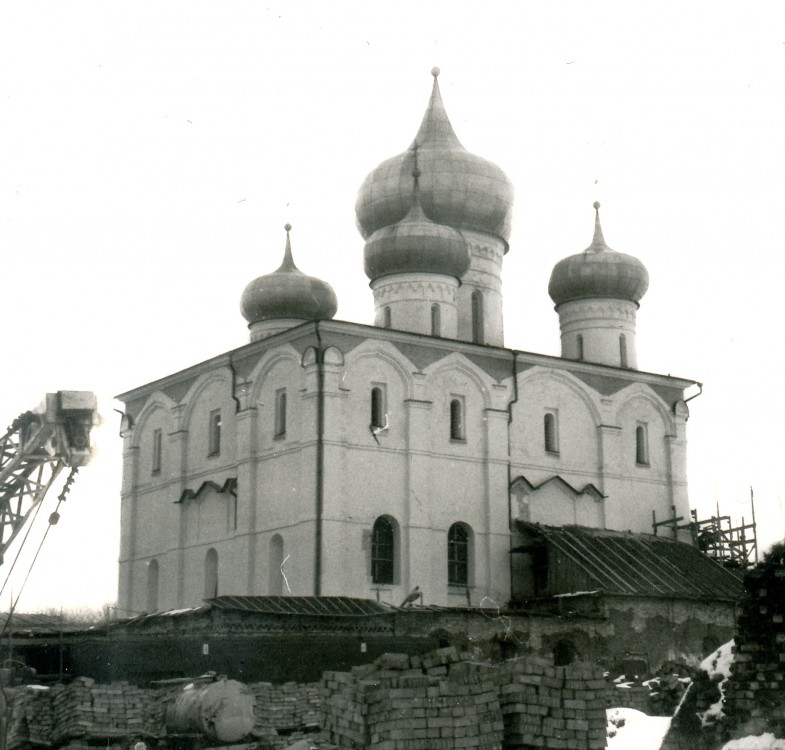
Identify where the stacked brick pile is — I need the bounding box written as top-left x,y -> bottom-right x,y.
322,649 -> 504,749
725,549 -> 785,731
497,656 -> 607,750
5,679 -> 161,748
251,680 -> 323,733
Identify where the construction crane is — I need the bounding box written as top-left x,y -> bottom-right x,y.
0,391 -> 96,750
0,391 -> 97,566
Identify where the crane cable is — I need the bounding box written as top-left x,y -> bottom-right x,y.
0,467 -> 78,642
0,467 -> 57,601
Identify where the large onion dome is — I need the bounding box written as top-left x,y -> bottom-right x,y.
364,168 -> 470,282
355,68 -> 514,246
548,203 -> 649,307
241,224 -> 338,324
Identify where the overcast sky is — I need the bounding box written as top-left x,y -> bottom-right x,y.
1,1 -> 783,612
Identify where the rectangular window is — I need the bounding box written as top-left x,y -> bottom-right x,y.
274,389 -> 287,437
151,428 -> 162,474
208,410 -> 221,456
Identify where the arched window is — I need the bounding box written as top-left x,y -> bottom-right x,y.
619,334 -> 628,368
450,398 -> 465,441
269,534 -> 284,595
146,559 -> 159,612
204,548 -> 218,599
544,412 -> 559,453
383,306 -> 392,329
636,424 -> 649,465
208,410 -> 221,456
151,428 -> 162,474
471,291 -> 484,344
576,334 -> 584,361
431,304 -> 441,337
275,390 -> 287,437
371,386 -> 385,429
448,523 -> 470,586
371,516 -> 395,585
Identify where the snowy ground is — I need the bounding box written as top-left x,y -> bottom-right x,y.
606,707 -> 671,750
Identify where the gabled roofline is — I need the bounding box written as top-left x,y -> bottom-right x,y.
115,319 -> 699,404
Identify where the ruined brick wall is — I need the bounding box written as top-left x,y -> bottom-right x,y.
724,550 -> 785,732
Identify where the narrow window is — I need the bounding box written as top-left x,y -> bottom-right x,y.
146,559 -> 159,613
431,304 -> 441,337
371,516 -> 395,585
544,411 -> 559,453
204,548 -> 218,599
208,410 -> 221,456
619,334 -> 628,368
576,334 -> 584,361
269,534 -> 284,595
450,398 -> 465,441
448,523 -> 470,586
383,306 -> 392,329
151,428 -> 162,474
636,424 -> 649,465
275,390 -> 287,437
471,291 -> 484,344
371,386 -> 385,429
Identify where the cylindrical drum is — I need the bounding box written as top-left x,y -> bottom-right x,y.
165,679 -> 255,742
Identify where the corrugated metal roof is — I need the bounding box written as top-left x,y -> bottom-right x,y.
205,595 -> 395,617
516,522 -> 744,601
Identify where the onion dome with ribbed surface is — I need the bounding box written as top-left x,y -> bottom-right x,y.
356,68 -> 514,246
364,167 -> 470,282
548,203 -> 649,306
241,224 -> 338,324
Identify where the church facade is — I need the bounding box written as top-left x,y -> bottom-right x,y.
116,71 -> 696,615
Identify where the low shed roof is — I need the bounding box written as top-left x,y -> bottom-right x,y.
516,522 -> 744,601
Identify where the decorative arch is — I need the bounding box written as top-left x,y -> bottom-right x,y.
131,392 -> 177,448
248,345 -> 302,404
344,340 -> 417,400
269,534 -> 285,595
204,548 -> 219,599
426,353 -> 495,410
614,383 -> 676,434
516,367 -> 603,427
146,559 -> 159,613
180,370 -> 233,430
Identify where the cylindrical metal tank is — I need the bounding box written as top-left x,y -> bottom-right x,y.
165,679 -> 255,742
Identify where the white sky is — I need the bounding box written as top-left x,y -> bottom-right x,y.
1,1 -> 783,612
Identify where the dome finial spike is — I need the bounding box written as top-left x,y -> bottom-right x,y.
431,66 -> 441,78
586,201 -> 611,253
279,223 -> 298,271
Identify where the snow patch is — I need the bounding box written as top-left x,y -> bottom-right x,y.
701,639 -> 735,680
721,734 -> 785,750
699,639 -> 734,726
606,707 -> 671,750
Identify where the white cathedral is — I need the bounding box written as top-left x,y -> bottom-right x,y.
117,70 -> 697,615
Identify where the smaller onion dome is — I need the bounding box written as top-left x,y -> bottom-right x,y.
548,203 -> 649,307
241,225 -> 338,324
363,168 -> 470,282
